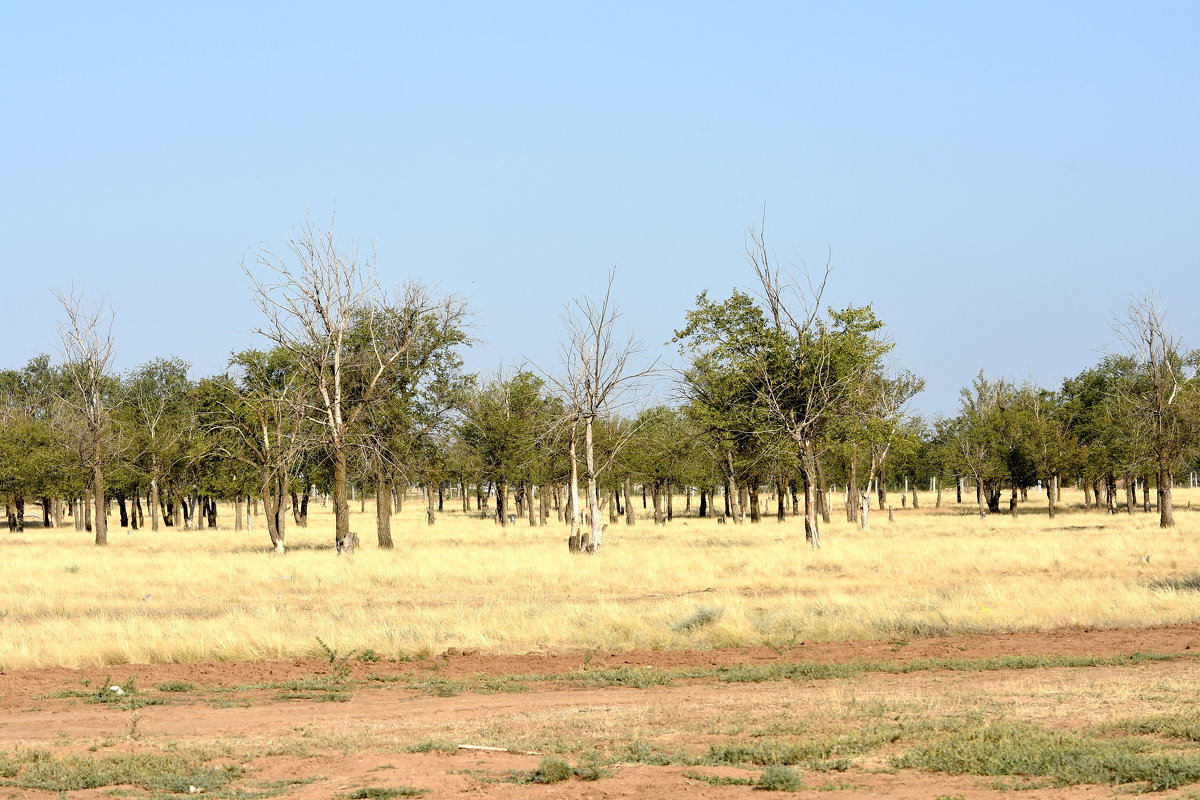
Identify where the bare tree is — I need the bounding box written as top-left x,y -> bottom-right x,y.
55,290 -> 115,546
1111,295 -> 1200,528
243,214 -> 468,553
544,272 -> 656,552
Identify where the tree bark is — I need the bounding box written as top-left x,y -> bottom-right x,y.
801,448 -> 820,549
1047,473 -> 1057,519
1158,462 -> 1175,528
91,460 -> 107,546
332,445 -> 354,553
624,478 -> 635,526
376,474 -> 393,548
496,480 -> 508,527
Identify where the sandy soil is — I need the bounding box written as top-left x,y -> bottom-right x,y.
2,623 -> 1199,798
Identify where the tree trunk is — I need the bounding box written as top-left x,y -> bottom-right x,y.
568,423 -> 582,551
1158,462 -> 1175,528
847,460 -> 858,523
117,495 -> 129,528
801,448 -> 820,549
149,469 -> 161,532
1142,476 -> 1151,513
911,484 -> 919,509
666,488 -> 674,522
652,481 -> 664,525
376,474 -> 393,549
528,484 -> 538,526
725,451 -> 743,524
877,481 -> 886,511
1124,474 -> 1136,514
261,471 -> 286,552
425,482 -> 436,526
332,445 -> 354,554
233,494 -> 243,533
624,478 -> 635,526
748,483 -> 760,523
699,488 -> 708,518
496,480 -> 508,527
776,479 -> 786,522
815,464 -> 830,525
1047,473 -> 1057,519
92,461 -> 107,546
539,484 -> 550,526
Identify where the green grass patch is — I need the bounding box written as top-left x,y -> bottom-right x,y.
681,770 -> 756,786
757,765 -> 804,791
716,652 -> 1183,684
342,787 -> 426,798
567,666 -> 681,688
0,749 -> 242,792
506,755 -> 611,785
274,691 -> 352,703
896,721 -> 1200,790
400,740 -> 458,754
156,681 -> 196,693
672,605 -> 724,633
1104,714 -> 1200,742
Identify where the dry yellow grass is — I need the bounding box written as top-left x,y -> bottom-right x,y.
2,487 -> 1199,669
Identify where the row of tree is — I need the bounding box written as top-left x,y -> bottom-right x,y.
3,221 -> 1198,553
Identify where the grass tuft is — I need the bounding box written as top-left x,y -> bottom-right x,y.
672,605 -> 724,633
757,764 -> 804,791
896,721 -> 1200,790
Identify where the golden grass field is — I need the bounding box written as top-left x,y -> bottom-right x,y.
2,487 -> 1199,670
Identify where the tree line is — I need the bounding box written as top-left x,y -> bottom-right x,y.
3,221 -> 1198,552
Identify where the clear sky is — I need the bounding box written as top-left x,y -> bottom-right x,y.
3,1 -> 1197,417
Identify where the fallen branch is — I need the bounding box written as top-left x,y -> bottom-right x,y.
458,744 -> 542,756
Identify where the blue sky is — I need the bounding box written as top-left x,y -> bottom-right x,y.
3,1 -> 1197,417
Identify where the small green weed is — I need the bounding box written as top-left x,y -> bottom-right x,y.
155,681 -> 195,693
401,740 -> 457,754
681,770 -> 755,786
757,765 -> 804,791
275,691 -> 352,703
342,788 -> 427,799
672,605 -> 724,633
532,756 -> 573,784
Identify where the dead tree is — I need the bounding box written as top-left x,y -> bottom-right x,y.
55,290 -> 115,547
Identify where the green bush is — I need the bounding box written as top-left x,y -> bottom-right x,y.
532,756 -> 574,784
757,765 -> 804,791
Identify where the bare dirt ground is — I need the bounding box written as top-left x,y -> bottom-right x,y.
3,623 -> 1200,799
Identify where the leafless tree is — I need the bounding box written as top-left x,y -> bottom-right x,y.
55,290 -> 115,546
1111,294 -> 1200,528
543,271 -> 657,552
243,214 -> 468,553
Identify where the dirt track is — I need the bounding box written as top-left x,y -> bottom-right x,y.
2,624 -> 1200,798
